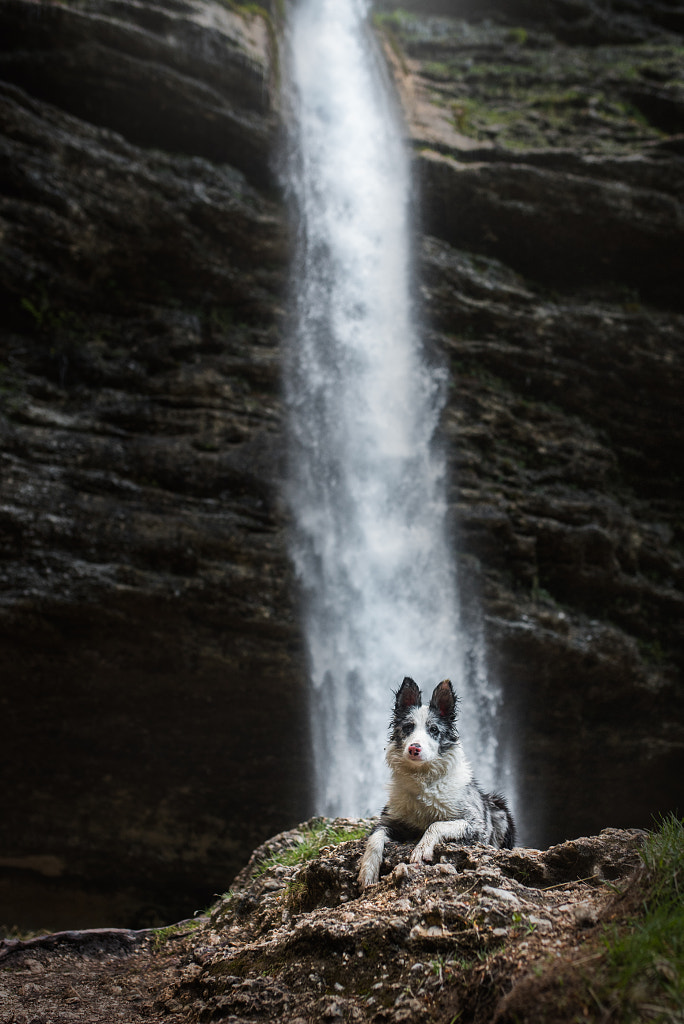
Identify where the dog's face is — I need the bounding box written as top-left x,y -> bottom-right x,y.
388,677 -> 458,768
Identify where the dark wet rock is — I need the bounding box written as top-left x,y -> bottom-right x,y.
376,0 -> 684,45
0,0 -> 276,184
0,0 -> 306,931
418,153 -> 684,308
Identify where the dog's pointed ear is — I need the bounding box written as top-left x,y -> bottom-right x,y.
395,677 -> 422,714
429,679 -> 457,720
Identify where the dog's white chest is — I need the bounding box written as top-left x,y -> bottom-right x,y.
388,754 -> 472,829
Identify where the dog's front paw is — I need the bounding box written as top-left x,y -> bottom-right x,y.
358,828 -> 386,889
358,848 -> 382,888
410,839 -> 435,865
357,863 -> 380,889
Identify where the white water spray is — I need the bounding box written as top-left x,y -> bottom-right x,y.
284,0 -> 502,817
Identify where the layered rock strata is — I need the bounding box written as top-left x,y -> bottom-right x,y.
0,0 -> 308,929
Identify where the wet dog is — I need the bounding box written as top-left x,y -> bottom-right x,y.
358,677 -> 515,887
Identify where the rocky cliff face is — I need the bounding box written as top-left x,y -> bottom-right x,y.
0,0 -> 309,929
0,0 -> 682,931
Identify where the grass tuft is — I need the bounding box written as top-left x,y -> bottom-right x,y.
254,819 -> 368,876
603,814 -> 684,1021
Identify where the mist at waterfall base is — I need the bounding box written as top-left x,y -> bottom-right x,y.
283,0 -> 506,821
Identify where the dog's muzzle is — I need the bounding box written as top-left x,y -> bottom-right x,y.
408,743 -> 422,760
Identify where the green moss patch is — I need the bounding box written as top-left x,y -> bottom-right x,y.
253,819 -> 368,877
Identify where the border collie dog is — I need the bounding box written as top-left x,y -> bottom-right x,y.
358,677 -> 515,888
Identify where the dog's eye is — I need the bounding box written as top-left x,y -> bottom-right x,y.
401,722 -> 414,737
428,725 -> 440,739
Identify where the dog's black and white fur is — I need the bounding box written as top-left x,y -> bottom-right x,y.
358,676 -> 515,887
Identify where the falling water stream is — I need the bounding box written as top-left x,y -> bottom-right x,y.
284,0 -> 503,817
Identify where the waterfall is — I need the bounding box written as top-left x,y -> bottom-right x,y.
283,0 -> 503,817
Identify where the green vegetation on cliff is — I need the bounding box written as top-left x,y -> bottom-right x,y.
375,7 -> 682,152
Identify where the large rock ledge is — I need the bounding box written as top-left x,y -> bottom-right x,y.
0,821 -> 650,1023
0,0 -> 276,184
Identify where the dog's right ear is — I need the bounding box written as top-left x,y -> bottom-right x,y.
394,677 -> 422,714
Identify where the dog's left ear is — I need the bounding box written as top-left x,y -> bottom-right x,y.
429,679 -> 457,720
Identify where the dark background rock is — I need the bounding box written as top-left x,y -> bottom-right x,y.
0,0 -> 310,930
0,0 -> 682,931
